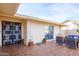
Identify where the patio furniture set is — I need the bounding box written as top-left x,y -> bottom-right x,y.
56,35 -> 79,49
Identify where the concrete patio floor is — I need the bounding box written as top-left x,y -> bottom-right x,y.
0,41 -> 79,56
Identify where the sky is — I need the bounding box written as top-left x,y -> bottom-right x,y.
17,3 -> 79,22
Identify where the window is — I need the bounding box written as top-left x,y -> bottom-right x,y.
44,26 -> 54,40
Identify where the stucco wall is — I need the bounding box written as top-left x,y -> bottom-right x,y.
26,20 -> 61,44
0,16 -> 61,46
62,22 -> 78,36
54,26 -> 61,39
26,20 -> 44,44
62,22 -> 77,30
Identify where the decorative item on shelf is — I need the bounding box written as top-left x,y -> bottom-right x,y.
28,39 -> 34,47
42,38 -> 47,44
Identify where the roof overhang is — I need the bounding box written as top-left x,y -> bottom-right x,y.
0,3 -> 64,26
0,13 -> 65,26
16,14 -> 65,26
0,3 -> 20,15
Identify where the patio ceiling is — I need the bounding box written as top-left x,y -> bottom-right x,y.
0,3 -> 20,15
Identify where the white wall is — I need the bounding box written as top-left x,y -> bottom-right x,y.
26,20 -> 61,44
54,26 -> 61,39
61,22 -> 78,36
0,16 -> 61,46
26,20 -> 45,44
62,22 -> 77,30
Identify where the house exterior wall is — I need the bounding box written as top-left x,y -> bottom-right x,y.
62,22 -> 77,30
62,22 -> 79,36
54,26 -> 61,39
0,15 -> 61,46
26,20 -> 61,44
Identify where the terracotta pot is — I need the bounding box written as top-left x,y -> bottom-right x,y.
28,41 -> 34,47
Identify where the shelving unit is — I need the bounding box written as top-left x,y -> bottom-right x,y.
2,21 -> 21,45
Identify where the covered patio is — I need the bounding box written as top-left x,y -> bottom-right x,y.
0,41 -> 79,56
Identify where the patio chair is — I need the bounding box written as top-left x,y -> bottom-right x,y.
65,37 -> 77,49
56,36 -> 64,45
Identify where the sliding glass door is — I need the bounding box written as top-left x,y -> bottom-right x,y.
44,26 -> 54,40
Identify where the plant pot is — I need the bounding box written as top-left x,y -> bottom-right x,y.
42,38 -> 47,44
28,41 -> 34,47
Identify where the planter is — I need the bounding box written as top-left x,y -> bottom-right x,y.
42,38 -> 47,44
28,41 -> 34,47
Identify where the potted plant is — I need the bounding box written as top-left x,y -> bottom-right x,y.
42,38 -> 47,44
28,39 -> 34,47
